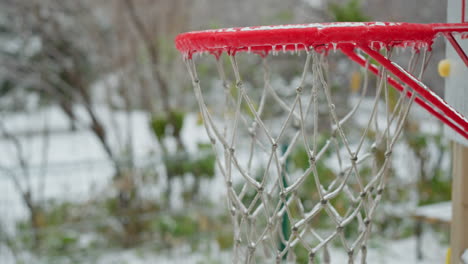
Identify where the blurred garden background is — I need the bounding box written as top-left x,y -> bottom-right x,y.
0,0 -> 454,263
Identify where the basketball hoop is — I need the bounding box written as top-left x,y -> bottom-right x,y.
175,22 -> 468,263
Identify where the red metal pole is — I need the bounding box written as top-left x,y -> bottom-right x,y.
359,45 -> 468,134
445,32 -> 468,67
340,46 -> 468,140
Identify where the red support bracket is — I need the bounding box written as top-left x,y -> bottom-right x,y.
444,32 -> 468,67
340,45 -> 468,140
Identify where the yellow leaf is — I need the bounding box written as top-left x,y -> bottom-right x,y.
350,71 -> 362,93
446,247 -> 451,264
438,59 -> 451,78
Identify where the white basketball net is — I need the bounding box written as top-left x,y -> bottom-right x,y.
185,47 -> 428,263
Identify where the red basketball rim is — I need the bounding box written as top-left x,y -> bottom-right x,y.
176,21 -> 468,139
175,22 -> 468,58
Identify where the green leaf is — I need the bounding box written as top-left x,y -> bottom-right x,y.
150,116 -> 167,140
170,111 -> 185,137
192,153 -> 216,179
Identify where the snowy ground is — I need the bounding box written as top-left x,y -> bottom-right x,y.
0,233 -> 448,264
0,106 -> 219,226
64,234 -> 450,264
102,234 -> 447,264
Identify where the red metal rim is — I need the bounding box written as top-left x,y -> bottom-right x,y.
175,22 -> 468,58
176,21 -> 468,139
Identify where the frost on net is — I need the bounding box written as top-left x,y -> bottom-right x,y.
185,46 -> 427,263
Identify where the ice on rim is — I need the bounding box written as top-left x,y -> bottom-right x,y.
205,22 -> 401,33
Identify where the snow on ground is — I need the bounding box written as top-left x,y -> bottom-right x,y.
27,234 -> 450,264
413,201 -> 452,223
463,250 -> 468,263
0,233 -> 449,264
0,105 -> 213,228
330,232 -> 447,264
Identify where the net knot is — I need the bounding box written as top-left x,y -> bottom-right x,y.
193,78 -> 200,84
272,143 -> 278,150
348,250 -> 354,257
377,188 -> 384,195
226,180 -> 233,187
292,226 -> 299,234
350,154 -> 358,162
309,251 -> 316,261
230,207 -> 236,216
360,191 -> 367,198
229,147 -> 235,154
336,225 -> 344,232
385,150 -> 392,157
257,185 -> 264,192
309,155 -> 316,164
236,80 -> 243,87
296,86 -> 303,94
268,218 -> 274,229
248,127 -> 256,137
320,199 -> 328,205
364,218 -> 371,226
248,242 -> 256,252
243,211 -> 251,218
280,191 -> 287,200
